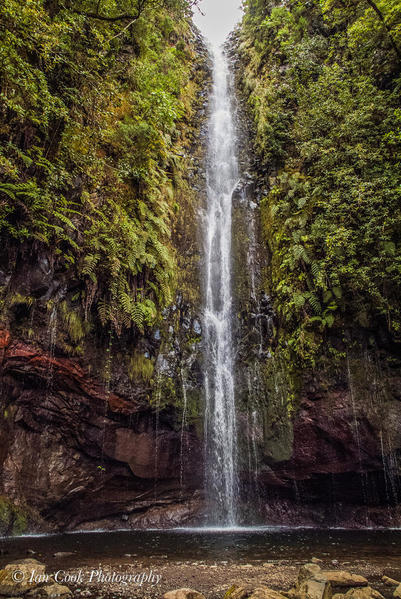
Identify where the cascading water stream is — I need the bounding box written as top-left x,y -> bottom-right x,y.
203,46 -> 239,526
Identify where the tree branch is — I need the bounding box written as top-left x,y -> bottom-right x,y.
108,17 -> 138,40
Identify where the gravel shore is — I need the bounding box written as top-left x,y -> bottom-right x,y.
48,556 -> 401,599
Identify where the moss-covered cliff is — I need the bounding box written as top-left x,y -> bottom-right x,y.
0,0 -> 209,532
232,0 -> 401,524
2,0 -> 401,532
237,0 -> 401,365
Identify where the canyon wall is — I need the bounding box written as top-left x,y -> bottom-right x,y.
0,0 -> 210,534
1,0 -> 401,534
230,0 -> 401,526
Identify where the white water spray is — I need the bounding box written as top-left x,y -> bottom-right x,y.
203,46 -> 239,525
180,367 -> 189,497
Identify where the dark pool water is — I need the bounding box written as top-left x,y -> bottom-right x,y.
1,527 -> 401,566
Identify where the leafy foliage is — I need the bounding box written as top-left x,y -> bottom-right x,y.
239,0 -> 401,363
0,0 -> 199,335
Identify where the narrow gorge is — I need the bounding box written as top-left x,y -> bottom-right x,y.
0,0 -> 401,539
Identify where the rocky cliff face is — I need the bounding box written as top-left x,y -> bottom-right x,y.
228,35 -> 401,527
0,326 -> 205,533
253,359 -> 401,527
1,29 -> 401,535
0,27 -> 211,534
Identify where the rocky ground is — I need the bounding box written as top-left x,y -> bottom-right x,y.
1,555 -> 401,599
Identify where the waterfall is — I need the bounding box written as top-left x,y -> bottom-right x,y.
180,367 -> 189,498
203,46 -> 239,526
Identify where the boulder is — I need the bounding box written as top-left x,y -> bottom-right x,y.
298,564 -> 324,586
163,590 -> 206,599
225,588 -> 287,599
295,564 -> 332,599
344,587 -> 384,599
250,589 -> 289,599
297,579 -> 332,599
322,572 -> 368,588
382,577 -> 400,587
0,559 -> 46,597
27,584 -> 72,598
224,586 -> 252,599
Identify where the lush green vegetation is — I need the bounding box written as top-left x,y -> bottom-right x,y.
0,0 -> 201,339
238,0 -> 401,364
0,495 -> 27,535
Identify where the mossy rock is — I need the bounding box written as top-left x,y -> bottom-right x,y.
0,496 -> 28,536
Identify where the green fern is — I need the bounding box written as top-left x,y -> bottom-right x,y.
306,292 -> 322,315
